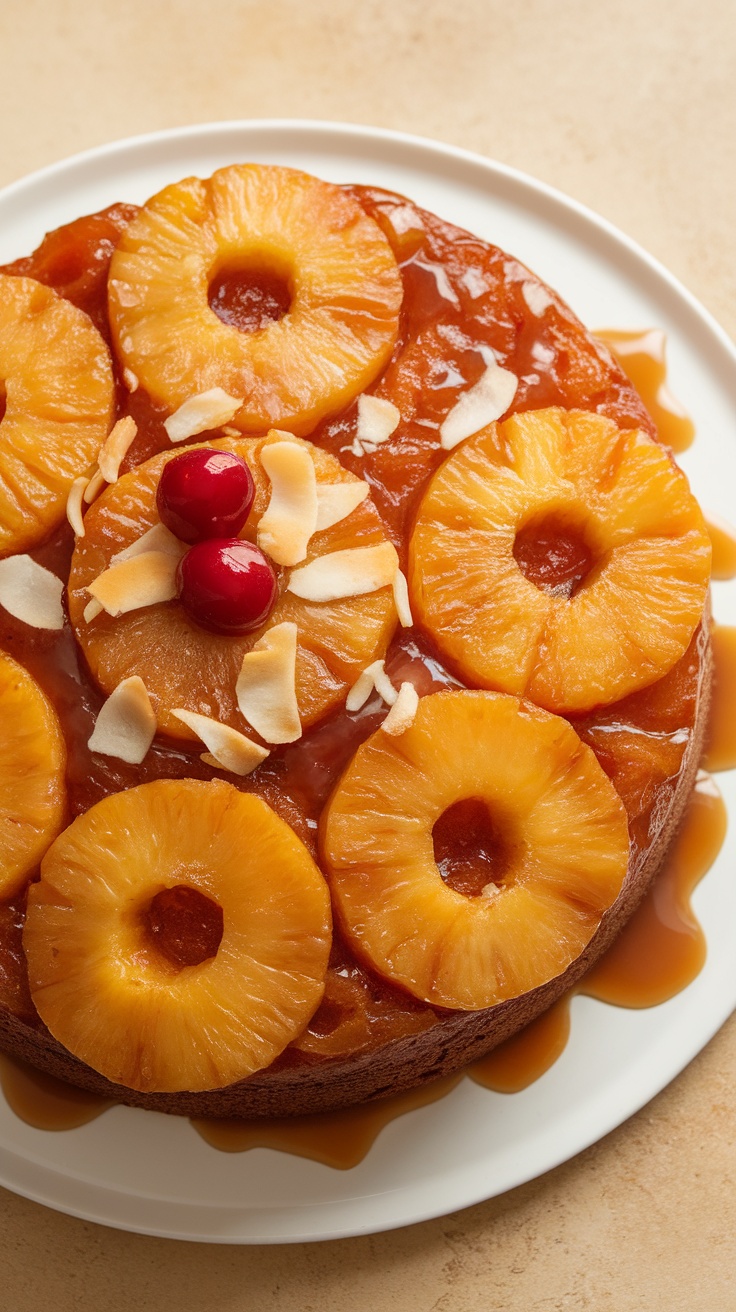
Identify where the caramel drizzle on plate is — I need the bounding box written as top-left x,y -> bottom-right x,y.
597,327 -> 695,454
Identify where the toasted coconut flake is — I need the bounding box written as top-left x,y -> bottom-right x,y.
381,681 -> 419,736
83,597 -> 104,623
98,416 -> 138,484
164,388 -> 243,443
521,281 -> 554,317
66,477 -> 88,538
235,621 -> 301,744
0,555 -> 64,630
171,709 -> 269,776
288,542 -> 399,603
88,551 -> 180,617
257,441 -> 318,566
88,676 -> 156,764
111,522 -> 186,565
123,367 -> 139,393
392,567 -> 413,627
83,469 -> 106,505
356,394 -> 401,447
346,659 -> 398,712
439,359 -> 518,450
315,480 -> 370,532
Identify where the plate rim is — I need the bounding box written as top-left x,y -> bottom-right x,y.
0,117 -> 734,1245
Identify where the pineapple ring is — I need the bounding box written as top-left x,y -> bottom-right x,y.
0,273 -> 115,556
321,690 -> 630,1011
24,779 -> 332,1093
107,163 -> 403,436
409,407 -> 711,712
0,652 -> 66,898
67,433 -> 397,741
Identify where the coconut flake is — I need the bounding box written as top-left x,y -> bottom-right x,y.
111,522 -> 186,566
66,477 -> 88,538
388,204 -> 424,235
235,621 -> 301,744
0,555 -> 65,630
83,598 -> 104,623
439,360 -> 518,450
257,441 -> 318,566
87,551 -> 180,617
381,682 -> 419,736
315,481 -> 369,532
356,395 -> 401,448
98,416 -> 138,483
123,367 -> 139,393
521,281 -> 555,317
392,568 -> 413,627
171,709 -> 269,776
83,469 -> 106,505
288,542 -> 398,603
88,676 -> 156,763
164,388 -> 243,443
460,267 -> 488,299
346,659 -> 398,712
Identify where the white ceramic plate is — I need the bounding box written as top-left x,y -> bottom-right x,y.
0,121 -> 735,1245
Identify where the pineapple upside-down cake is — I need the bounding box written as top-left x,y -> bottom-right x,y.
0,164 -> 712,1117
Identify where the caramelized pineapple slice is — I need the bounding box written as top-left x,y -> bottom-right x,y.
68,433 -> 397,741
0,273 -> 115,555
321,690 -> 629,1010
0,652 -> 66,898
108,163 -> 403,436
409,407 -> 711,712
24,779 -> 332,1093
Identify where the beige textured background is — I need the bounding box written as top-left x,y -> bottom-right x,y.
1,0 -> 735,1306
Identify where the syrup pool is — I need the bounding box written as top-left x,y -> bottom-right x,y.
597,328 -> 695,453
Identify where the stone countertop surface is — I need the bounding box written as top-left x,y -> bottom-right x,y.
0,0 -> 734,1307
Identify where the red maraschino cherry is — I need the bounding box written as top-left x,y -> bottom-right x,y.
156,448 -> 254,544
177,538 -> 278,635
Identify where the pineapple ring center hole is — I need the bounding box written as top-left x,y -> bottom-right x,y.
143,884 -> 224,970
514,511 -> 597,599
208,259 -> 292,334
432,798 -> 511,898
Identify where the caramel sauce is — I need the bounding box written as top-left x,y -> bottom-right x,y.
514,513 -> 594,599
704,625 -> 736,772
191,1073 -> 464,1169
581,772 -> 722,1006
596,328 -> 696,453
0,193 -> 729,1166
706,515 -> 736,581
470,998 -> 572,1094
145,886 -> 224,969
0,1055 -> 111,1130
432,797 -> 509,897
208,267 -> 291,334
